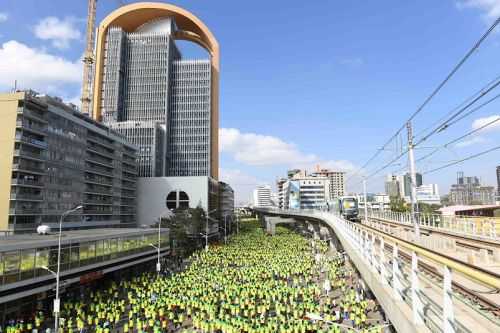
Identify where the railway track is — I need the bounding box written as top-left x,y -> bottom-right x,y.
358,222 -> 500,322
367,216 -> 500,251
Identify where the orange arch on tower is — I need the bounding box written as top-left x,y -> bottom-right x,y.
92,2 -> 219,179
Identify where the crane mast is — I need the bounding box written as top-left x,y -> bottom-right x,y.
81,0 -> 97,116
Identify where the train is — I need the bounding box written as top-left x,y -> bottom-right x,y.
331,196 -> 360,222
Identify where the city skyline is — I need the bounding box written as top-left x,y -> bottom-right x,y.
1,1 -> 500,204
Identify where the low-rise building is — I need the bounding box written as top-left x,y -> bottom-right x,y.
282,174 -> 330,210
0,92 -> 138,232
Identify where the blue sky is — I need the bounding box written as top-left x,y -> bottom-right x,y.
1,0 -> 500,204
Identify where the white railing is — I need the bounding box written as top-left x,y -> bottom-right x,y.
361,209 -> 499,241
257,208 -> 500,333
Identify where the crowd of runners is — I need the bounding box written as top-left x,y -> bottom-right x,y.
2,219 -> 386,333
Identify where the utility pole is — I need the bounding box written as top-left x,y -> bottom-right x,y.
407,121 -> 420,241
81,0 -> 97,116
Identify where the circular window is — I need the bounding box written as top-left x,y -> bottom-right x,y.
165,191 -> 190,210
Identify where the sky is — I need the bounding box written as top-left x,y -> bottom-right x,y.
1,0 -> 500,205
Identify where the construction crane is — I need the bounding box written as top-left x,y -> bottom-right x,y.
80,0 -> 97,116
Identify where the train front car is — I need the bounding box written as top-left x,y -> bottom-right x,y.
340,196 -> 359,222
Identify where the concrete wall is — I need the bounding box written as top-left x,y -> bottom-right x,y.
0,93 -> 23,230
137,176 -> 209,226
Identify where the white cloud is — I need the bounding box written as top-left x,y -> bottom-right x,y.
456,0 -> 500,21
219,168 -> 266,205
0,40 -> 82,91
454,136 -> 487,147
0,12 -> 8,22
220,127 -> 360,172
220,128 -> 318,166
472,114 -> 500,132
34,17 -> 81,49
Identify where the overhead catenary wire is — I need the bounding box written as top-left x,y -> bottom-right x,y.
414,74 -> 500,139
414,78 -> 500,146
422,144 -> 500,175
346,15 -> 500,183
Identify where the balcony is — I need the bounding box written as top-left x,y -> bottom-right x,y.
12,162 -> 46,175
121,192 -> 136,199
10,193 -> 43,201
84,199 -> 113,205
87,143 -> 114,156
14,149 -> 46,161
122,157 -> 136,166
87,136 -> 115,150
85,165 -> 113,177
15,135 -> 47,149
122,164 -> 137,174
11,178 -> 44,188
16,121 -> 47,135
86,154 -> 114,167
18,108 -> 47,123
122,174 -> 136,182
9,207 -> 43,215
84,209 -> 113,215
121,183 -> 136,191
84,177 -> 113,187
84,187 -> 113,196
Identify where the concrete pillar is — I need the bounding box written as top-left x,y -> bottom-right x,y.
411,251 -> 425,326
443,266 -> 455,333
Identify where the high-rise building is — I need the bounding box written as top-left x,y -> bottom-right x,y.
0,91 -> 138,232
402,172 -> 423,198
310,166 -> 345,199
384,174 -> 400,198
92,3 -> 219,179
253,185 -> 272,208
98,19 -> 211,178
91,3 -> 222,225
449,172 -> 495,205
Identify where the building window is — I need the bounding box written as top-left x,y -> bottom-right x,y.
166,191 -> 190,210
166,191 -> 177,210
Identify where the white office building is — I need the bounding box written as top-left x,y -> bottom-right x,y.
417,184 -> 441,205
281,175 -> 331,210
253,185 -> 272,207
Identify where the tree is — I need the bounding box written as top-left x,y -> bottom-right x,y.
155,206 -> 207,257
417,203 -> 441,215
390,196 -> 408,213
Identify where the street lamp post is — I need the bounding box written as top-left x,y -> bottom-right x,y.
200,209 -> 217,252
150,209 -> 173,274
219,225 -> 227,245
54,205 -> 82,332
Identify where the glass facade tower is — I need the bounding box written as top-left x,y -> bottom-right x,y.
100,18 -> 212,177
